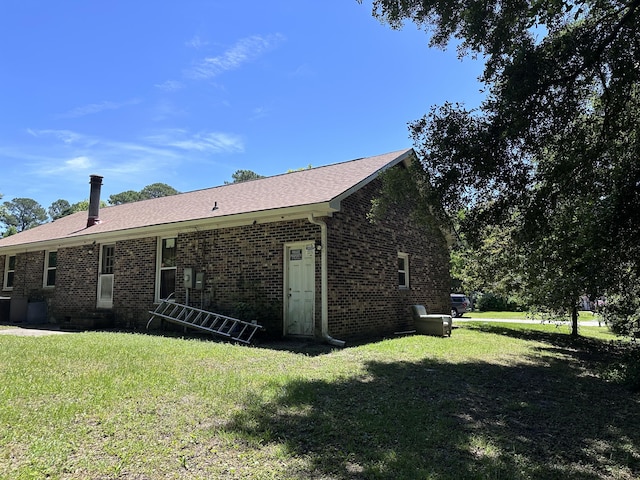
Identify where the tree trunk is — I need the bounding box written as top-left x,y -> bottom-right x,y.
571,304 -> 579,337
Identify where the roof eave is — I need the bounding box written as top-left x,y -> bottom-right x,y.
0,203 -> 337,254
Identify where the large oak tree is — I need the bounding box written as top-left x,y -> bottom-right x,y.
361,0 -> 640,335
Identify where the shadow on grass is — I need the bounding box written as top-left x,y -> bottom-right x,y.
462,323 -> 634,362
223,338 -> 640,479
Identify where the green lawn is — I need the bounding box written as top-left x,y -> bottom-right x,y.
0,323 -> 638,479
463,310 -> 601,321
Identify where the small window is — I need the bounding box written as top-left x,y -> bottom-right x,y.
44,251 -> 57,287
4,255 -> 16,290
398,253 -> 409,289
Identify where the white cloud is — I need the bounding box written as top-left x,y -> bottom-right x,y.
38,156 -> 94,175
27,129 -> 85,145
145,129 -> 244,153
65,156 -> 93,169
57,98 -> 141,119
174,133 -> 244,153
1,126 -> 243,206
154,80 -> 184,92
186,33 -> 285,80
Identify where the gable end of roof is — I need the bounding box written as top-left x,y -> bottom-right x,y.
328,148 -> 414,211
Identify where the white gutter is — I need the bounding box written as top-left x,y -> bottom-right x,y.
308,214 -> 346,348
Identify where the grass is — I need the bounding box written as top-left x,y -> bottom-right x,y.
0,322 -> 638,479
463,310 -> 601,321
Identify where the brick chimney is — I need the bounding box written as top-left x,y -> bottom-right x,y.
87,175 -> 103,227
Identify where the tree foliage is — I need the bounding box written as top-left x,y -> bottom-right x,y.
48,199 -> 72,220
139,183 -> 179,199
225,170 -> 265,184
108,183 -> 179,205
0,198 -> 48,232
362,0 -> 640,335
108,190 -> 143,205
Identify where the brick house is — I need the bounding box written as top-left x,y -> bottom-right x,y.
0,149 -> 450,344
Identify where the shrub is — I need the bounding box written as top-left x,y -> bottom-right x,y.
603,345 -> 640,392
603,293 -> 640,338
475,292 -> 525,312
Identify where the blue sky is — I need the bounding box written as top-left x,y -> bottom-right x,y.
0,1 -> 485,210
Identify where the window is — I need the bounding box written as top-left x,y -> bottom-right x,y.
4,255 -> 15,290
44,251 -> 57,287
158,237 -> 177,300
97,245 -> 115,309
398,253 -> 409,289
101,245 -> 115,274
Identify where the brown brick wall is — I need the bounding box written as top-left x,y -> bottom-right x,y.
112,237 -> 157,328
52,245 -> 100,321
175,221 -> 321,336
12,251 -> 44,298
325,178 -> 450,339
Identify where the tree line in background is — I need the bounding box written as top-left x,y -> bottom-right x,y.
0,170 -> 263,238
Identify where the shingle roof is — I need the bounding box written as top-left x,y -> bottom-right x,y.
0,148 -> 413,250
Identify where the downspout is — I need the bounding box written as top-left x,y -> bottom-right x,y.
308,214 -> 346,347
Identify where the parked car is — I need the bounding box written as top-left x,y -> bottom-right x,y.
450,294 -> 471,318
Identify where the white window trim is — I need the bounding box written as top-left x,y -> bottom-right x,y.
3,255 -> 15,291
43,250 -> 57,288
96,244 -> 116,309
398,252 -> 410,289
155,237 -> 177,302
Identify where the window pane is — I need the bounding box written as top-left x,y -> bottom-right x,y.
398,253 -> 409,288
47,269 -> 56,287
48,251 -> 57,268
162,238 -> 176,267
102,245 -> 115,274
160,269 -> 176,299
100,275 -> 114,300
7,271 -> 14,288
8,255 -> 15,270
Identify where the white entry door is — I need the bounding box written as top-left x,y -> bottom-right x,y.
97,244 -> 115,309
284,242 -> 315,336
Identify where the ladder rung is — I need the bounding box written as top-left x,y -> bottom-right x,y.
147,299 -> 263,344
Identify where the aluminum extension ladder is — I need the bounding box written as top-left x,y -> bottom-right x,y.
147,295 -> 263,345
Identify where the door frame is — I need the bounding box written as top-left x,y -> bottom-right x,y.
283,241 -> 316,337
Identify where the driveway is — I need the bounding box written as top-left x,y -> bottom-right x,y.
0,325 -> 73,336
